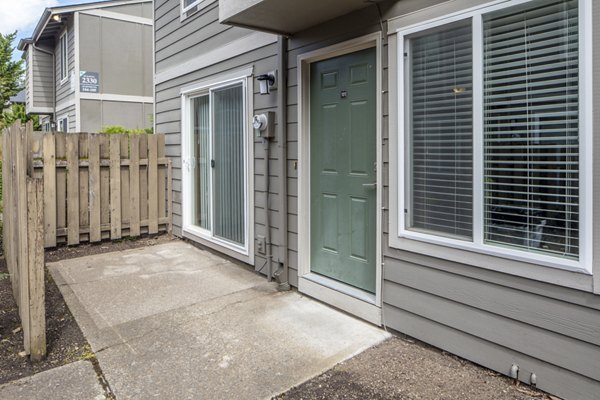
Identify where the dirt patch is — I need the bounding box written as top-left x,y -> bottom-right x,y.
276,336 -> 551,400
45,234 -> 173,263
0,234 -> 173,385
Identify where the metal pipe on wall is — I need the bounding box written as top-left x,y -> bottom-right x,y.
275,36 -> 290,290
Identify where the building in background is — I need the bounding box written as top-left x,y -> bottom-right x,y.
18,0 -> 153,132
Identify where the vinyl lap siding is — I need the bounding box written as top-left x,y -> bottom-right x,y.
55,17 -> 75,113
154,0 -> 279,267
382,248 -> 600,400
32,47 -> 54,109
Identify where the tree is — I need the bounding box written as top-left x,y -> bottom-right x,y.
0,31 -> 24,109
1,103 -> 39,130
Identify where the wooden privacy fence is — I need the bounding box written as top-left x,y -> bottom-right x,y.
2,121 -> 46,360
29,131 -> 172,246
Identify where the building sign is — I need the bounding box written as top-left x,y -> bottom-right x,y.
80,71 -> 100,93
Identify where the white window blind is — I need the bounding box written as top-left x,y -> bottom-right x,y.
483,0 -> 579,259
408,22 -> 473,239
212,84 -> 245,246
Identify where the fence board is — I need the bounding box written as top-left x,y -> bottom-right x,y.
11,130 -> 171,247
100,135 -> 110,227
42,133 -> 56,247
15,125 -> 31,354
78,135 -> 89,230
129,135 -> 141,237
27,178 -> 46,361
55,133 -> 67,232
88,134 -> 101,242
66,135 -> 79,245
148,134 -> 158,234
110,135 -> 122,239
120,135 -> 130,228
139,135 -> 148,223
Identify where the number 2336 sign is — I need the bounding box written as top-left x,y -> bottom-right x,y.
80,71 -> 99,93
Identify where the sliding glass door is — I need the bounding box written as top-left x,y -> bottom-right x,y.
189,81 -> 246,248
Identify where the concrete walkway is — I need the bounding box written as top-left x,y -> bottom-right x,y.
0,360 -> 106,400
48,241 -> 389,399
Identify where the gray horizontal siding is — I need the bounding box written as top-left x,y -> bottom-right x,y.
31,47 -> 54,108
55,17 -> 75,106
155,0 -> 279,270
156,3 -> 253,72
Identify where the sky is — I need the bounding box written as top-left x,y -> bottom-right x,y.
0,0 -> 86,61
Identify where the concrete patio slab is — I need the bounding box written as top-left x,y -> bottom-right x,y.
0,360 -> 105,400
49,241 -> 389,399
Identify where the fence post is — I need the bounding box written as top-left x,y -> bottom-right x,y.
27,177 -> 46,361
15,124 -> 31,354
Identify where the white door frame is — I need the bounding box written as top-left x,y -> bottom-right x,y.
297,32 -> 383,326
180,69 -> 255,265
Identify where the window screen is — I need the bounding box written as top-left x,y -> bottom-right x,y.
408,22 -> 473,239
483,0 -> 579,259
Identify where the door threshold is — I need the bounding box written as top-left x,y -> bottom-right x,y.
299,274 -> 381,326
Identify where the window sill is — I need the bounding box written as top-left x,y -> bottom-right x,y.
388,233 -> 594,293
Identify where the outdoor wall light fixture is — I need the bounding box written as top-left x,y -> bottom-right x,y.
257,71 -> 277,95
52,14 -> 62,22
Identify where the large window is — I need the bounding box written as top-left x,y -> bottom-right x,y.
399,0 -> 590,272
59,30 -> 68,82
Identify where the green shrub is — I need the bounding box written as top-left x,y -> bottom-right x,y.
100,126 -> 153,134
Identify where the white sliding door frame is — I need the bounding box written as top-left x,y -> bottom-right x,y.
181,72 -> 254,263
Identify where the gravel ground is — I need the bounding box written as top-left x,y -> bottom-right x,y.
276,336 -> 552,400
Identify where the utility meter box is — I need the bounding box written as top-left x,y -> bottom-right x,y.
253,112 -> 275,139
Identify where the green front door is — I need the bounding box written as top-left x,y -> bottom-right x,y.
310,47 -> 377,293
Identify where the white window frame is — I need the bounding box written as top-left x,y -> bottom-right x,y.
180,69 -> 254,262
57,115 -> 69,132
180,0 -> 211,20
392,0 -> 593,276
59,29 -> 68,83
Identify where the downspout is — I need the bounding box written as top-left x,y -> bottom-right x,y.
264,136 -> 272,281
274,36 -> 290,291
